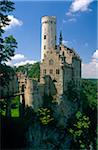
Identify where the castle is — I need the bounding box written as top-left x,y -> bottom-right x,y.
18,16 -> 81,110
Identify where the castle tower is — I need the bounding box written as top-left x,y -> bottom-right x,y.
41,16 -> 56,61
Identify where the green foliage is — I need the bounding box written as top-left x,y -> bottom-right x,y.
2,35 -> 17,62
28,62 -> 40,80
0,0 -> 17,87
81,79 -> 97,109
37,108 -> 54,125
0,0 -> 14,34
0,0 -> 16,63
15,62 -> 40,80
69,111 -> 90,149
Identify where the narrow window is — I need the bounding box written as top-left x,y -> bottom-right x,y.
62,51 -> 64,56
44,35 -> 46,39
50,69 -> 53,74
43,69 -> 46,75
56,69 -> 59,74
44,45 -> 46,50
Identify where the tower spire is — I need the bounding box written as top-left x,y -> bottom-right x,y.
59,30 -> 63,45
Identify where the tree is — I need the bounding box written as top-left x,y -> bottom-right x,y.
0,0 -> 17,86
69,111 -> 91,149
0,0 -> 18,117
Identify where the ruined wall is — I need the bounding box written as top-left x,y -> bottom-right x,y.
18,73 -> 43,111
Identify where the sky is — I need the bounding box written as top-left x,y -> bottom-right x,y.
4,0 -> 97,78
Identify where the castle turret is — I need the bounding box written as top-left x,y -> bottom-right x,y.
41,16 -> 56,61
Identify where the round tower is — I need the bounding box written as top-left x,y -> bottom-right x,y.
41,16 -> 56,61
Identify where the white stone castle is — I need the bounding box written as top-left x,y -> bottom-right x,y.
18,16 -> 81,110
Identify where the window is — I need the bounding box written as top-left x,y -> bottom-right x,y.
62,51 -> 64,56
49,59 -> 54,65
43,69 -> 46,75
55,45 -> 57,49
44,35 -> 46,39
44,45 -> 46,50
56,69 -> 59,74
50,69 -> 53,74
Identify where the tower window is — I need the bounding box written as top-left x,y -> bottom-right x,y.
43,69 -> 46,75
56,69 -> 59,74
44,35 -> 46,39
44,45 -> 46,50
50,69 -> 53,74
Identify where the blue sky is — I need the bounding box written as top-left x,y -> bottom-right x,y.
5,0 -> 97,78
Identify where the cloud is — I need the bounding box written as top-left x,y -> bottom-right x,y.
62,40 -> 69,46
2,15 -> 23,30
69,0 -> 94,13
92,50 -> 98,60
5,53 -> 37,67
68,18 -> 77,22
63,18 -> 76,23
62,40 -> 73,47
11,54 -> 25,60
14,60 -> 37,67
82,50 -> 98,78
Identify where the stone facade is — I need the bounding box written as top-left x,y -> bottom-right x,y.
40,44 -> 81,96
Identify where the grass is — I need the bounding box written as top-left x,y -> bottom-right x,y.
0,96 -> 20,117
0,107 -> 19,117
11,108 -> 19,117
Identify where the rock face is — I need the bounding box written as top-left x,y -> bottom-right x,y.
25,94 -> 79,150
26,122 -> 72,150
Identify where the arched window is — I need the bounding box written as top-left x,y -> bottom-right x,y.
49,59 -> 54,65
